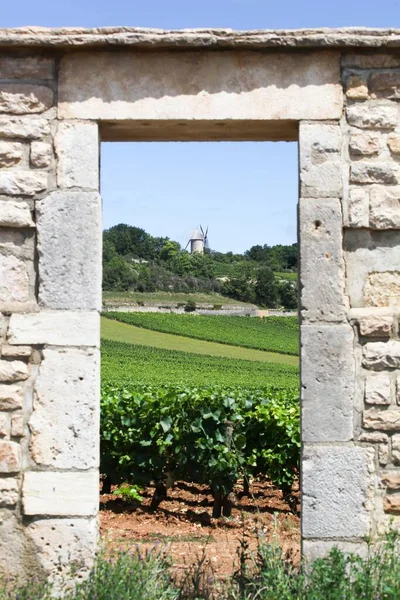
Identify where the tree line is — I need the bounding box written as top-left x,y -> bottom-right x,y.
103,223 -> 298,309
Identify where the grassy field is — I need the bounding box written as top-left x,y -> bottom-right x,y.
103,290 -> 254,307
104,313 -> 299,356
101,339 -> 299,387
275,272 -> 297,281
101,317 -> 298,365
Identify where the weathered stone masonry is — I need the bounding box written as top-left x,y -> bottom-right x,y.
1,26 -> 400,582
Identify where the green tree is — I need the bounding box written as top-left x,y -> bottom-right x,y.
255,267 -> 278,307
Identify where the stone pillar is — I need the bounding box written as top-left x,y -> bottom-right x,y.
0,53 -> 101,584
299,120 -> 375,558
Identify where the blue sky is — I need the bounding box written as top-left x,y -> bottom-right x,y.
3,1 -> 400,252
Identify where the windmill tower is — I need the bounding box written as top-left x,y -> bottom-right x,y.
185,226 -> 209,254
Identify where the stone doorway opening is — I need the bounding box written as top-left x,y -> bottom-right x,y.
98,139 -> 300,573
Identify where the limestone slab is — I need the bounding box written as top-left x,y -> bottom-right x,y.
30,141 -> 52,168
8,311 -> 99,347
0,441 -> 21,473
302,445 -> 374,538
37,191 -> 102,310
346,102 -> 398,130
0,384 -> 23,411
349,132 -> 381,156
365,373 -> 391,405
359,315 -> 393,337
388,133 -> 400,155
55,121 -> 99,189
0,55 -> 54,79
301,324 -> 355,442
392,434 -> 400,464
370,187 -> 400,229
384,494 -> 400,513
299,198 -> 346,322
0,200 -> 34,228
363,407 -> 400,430
364,272 -> 400,308
0,360 -> 28,383
348,188 -> 369,227
363,341 -> 400,370
0,141 -> 23,167
0,115 -> 51,139
0,170 -> 47,196
350,162 -> 398,185
303,540 -> 368,562
0,254 -> 30,304
0,478 -> 18,505
299,122 -> 343,198
26,518 -> 97,582
381,472 -> 400,491
0,84 -> 53,114
370,72 -> 400,99
58,51 -> 342,122
30,347 -> 99,469
23,471 -> 98,516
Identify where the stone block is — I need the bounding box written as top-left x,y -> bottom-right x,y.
302,445 -> 374,538
370,187 -> 400,229
30,141 -> 52,168
359,431 -> 388,443
59,51 -> 342,122
350,162 -> 398,185
299,198 -> 346,322
37,191 -> 101,310
23,471 -> 98,516
0,254 -> 30,305
0,360 -> 28,383
370,72 -> 400,99
388,133 -> 400,155
299,122 -> 342,198
0,56 -> 54,79
30,347 -> 99,469
0,200 -> 34,228
301,324 -> 354,442
0,441 -> 21,473
365,373 -> 391,405
0,385 -> 23,411
11,415 -> 24,438
348,187 -> 369,227
1,346 -> 31,358
349,132 -> 381,156
0,414 -> 8,437
8,311 -> 99,347
0,84 -> 53,114
26,518 -> 97,583
55,122 -> 99,189
364,272 -> 400,307
379,443 -> 390,466
0,170 -> 47,196
363,341 -> 400,370
392,434 -> 400,464
346,102 -> 398,130
344,230 -> 400,308
384,494 -> 400,513
0,478 -> 19,505
345,75 -> 369,99
381,472 -> 400,491
363,407 -> 400,431
342,54 -> 400,69
0,511 -> 37,581
0,141 -> 23,167
0,115 -> 51,139
303,540 -> 368,562
359,315 -> 393,337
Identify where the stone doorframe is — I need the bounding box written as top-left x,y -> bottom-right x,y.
0,27 -> 400,581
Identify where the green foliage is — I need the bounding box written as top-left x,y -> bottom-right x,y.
101,339 -> 299,388
113,483 -> 144,502
103,313 -> 299,356
100,385 -> 300,502
184,300 -> 197,312
255,266 -> 279,308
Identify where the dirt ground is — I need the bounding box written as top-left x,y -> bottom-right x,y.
100,479 -> 300,580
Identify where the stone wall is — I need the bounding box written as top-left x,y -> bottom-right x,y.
0,52 -> 100,583
0,29 -> 400,583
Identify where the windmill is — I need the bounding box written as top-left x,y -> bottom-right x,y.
185,225 -> 209,254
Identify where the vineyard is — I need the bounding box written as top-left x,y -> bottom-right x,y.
104,313 -> 299,356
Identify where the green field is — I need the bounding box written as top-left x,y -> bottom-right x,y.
101,317 -> 298,365
101,339 -> 299,387
103,290 -> 253,307
103,313 -> 299,356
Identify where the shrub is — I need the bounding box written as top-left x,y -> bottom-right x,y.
184,300 -> 197,312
